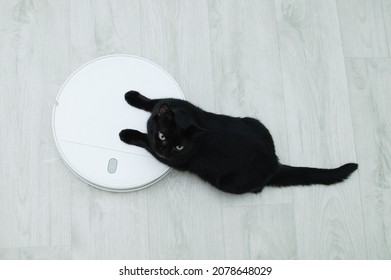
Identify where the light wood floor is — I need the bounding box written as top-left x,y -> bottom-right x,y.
0,0 -> 390,260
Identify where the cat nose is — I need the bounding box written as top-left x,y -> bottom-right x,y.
161,143 -> 169,151
162,147 -> 171,155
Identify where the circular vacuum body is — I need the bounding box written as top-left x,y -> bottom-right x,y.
52,55 -> 185,192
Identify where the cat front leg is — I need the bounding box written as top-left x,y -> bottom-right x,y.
124,90 -> 160,112
119,129 -> 150,150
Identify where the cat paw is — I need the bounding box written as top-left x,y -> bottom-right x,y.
120,129 -> 147,148
119,129 -> 137,144
124,90 -> 141,106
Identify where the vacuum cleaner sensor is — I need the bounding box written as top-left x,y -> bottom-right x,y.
52,55 -> 185,192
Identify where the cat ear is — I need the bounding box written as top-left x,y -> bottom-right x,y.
157,103 -> 173,119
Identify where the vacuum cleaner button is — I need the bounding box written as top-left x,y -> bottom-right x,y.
107,158 -> 118,174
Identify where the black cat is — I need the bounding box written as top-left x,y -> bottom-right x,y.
119,91 -> 358,194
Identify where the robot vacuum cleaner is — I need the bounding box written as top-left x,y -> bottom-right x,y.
52,54 -> 185,192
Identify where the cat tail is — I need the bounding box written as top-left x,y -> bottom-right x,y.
266,163 -> 358,187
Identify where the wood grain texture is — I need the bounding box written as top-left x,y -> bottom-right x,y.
345,58 -> 391,259
382,0 -> 391,54
208,0 -> 292,207
69,0 -> 141,66
337,0 -> 390,57
0,248 -> 20,260
19,247 -> 71,260
140,0 -> 225,259
223,204 -> 297,259
88,190 -> 149,259
275,0 -> 367,259
0,0 -> 71,248
69,0 -> 149,259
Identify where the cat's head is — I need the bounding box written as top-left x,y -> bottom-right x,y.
147,102 -> 204,164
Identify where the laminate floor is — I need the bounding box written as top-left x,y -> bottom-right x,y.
0,0 -> 390,259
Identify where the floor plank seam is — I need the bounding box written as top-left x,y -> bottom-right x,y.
380,0 -> 391,57
342,57 -> 370,258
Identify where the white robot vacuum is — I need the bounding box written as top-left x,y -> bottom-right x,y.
52,54 -> 185,192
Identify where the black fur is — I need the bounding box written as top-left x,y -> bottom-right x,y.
119,91 -> 358,194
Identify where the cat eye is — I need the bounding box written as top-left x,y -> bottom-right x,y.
158,132 -> 166,141
175,145 -> 184,151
